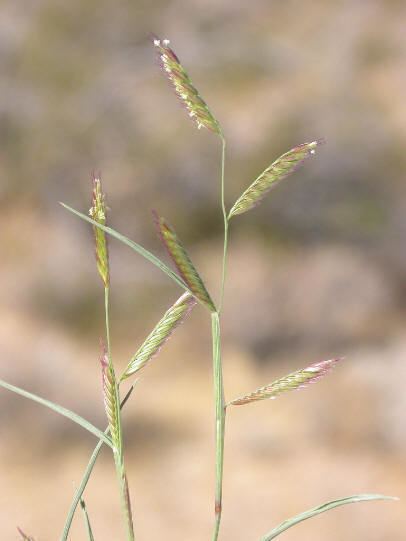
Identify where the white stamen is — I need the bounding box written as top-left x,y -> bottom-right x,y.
162,39 -> 170,47
310,149 -> 316,155
153,39 -> 160,46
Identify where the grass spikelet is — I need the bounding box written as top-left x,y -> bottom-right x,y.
153,36 -> 222,135
229,358 -> 342,406
228,139 -> 324,218
122,473 -> 135,535
121,292 -> 197,380
89,175 -> 110,287
153,210 -> 216,312
17,528 -> 35,541
100,346 -> 122,452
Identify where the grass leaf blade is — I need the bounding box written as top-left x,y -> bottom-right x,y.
17,527 -> 35,541
0,378 -> 113,449
80,499 -> 95,541
61,203 -> 190,293
121,292 -> 197,380
153,211 -> 216,311
228,140 -> 323,218
260,494 -> 398,541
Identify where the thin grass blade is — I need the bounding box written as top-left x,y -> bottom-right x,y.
228,140 -> 323,218
153,211 -> 216,311
229,358 -> 341,406
121,292 -> 197,380
17,527 -> 35,541
79,499 -> 95,541
0,378 -> 113,448
153,36 -> 222,135
260,494 -> 398,541
61,203 -> 190,293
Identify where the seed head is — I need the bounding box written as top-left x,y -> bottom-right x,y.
89,175 -> 110,287
229,357 -> 342,406
153,36 -> 222,136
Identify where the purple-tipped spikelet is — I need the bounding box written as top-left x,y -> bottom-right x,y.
123,473 -> 135,534
228,139 -> 324,218
89,175 -> 110,287
17,528 -> 35,541
229,358 -> 342,406
100,345 -> 121,451
153,36 -> 222,136
121,292 -> 197,380
153,210 -> 216,312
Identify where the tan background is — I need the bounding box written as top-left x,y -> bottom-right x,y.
0,0 -> 405,539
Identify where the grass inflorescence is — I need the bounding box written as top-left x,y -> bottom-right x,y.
1,35 -> 397,541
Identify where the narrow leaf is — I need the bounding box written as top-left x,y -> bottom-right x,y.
80,499 -> 95,541
100,348 -> 122,453
260,494 -> 398,541
229,358 -> 341,406
61,203 -> 190,293
121,292 -> 197,380
153,36 -> 222,135
153,211 -> 216,311
0,378 -> 113,448
17,527 -> 35,541
228,139 -> 324,218
89,175 -> 109,287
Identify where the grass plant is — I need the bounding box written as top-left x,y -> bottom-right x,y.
1,36 -> 397,541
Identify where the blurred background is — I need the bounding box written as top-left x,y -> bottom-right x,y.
0,0 -> 405,539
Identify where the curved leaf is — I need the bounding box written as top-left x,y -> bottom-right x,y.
0,378 -> 113,449
260,494 -> 398,541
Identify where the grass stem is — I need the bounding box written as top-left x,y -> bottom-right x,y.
104,287 -> 135,541
219,136 -> 228,314
211,312 -> 226,541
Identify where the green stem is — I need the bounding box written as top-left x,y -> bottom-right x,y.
60,387 -> 134,541
105,287 -> 135,541
219,136 -> 228,314
211,312 -> 226,541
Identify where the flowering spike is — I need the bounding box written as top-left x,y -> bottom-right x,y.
89,175 -> 110,287
121,292 -> 197,380
100,346 -> 122,452
153,36 -> 222,136
228,139 -> 324,218
229,358 -> 342,406
153,211 -> 216,312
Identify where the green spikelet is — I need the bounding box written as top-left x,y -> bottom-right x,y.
228,140 -> 323,218
229,358 -> 341,406
153,36 -> 222,136
153,211 -> 216,312
121,292 -> 197,380
89,176 -> 110,287
100,347 -> 122,452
